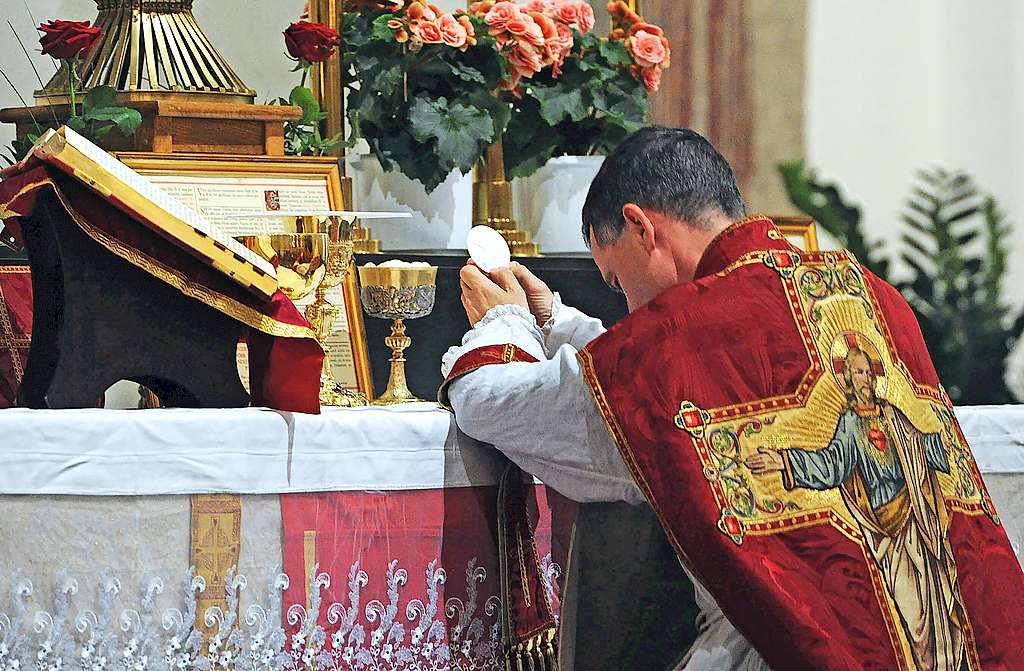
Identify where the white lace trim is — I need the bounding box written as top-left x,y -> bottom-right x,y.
538,293 -> 563,340
470,305 -> 536,332
0,555 -> 559,671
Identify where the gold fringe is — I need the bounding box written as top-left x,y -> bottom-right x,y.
505,629 -> 559,671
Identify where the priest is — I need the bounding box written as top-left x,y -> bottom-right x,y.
440,126 -> 1024,670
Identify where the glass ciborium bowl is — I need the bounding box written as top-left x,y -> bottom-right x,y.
357,263 -> 438,405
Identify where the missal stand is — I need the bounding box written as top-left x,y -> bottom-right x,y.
16,190 -> 248,409
0,126 -> 323,411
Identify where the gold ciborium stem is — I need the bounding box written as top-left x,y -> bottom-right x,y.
373,318 -> 420,404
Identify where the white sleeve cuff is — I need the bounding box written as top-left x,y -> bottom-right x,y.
441,304 -> 546,377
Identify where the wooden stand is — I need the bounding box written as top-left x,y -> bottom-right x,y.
16,191 -> 249,409
0,99 -> 301,156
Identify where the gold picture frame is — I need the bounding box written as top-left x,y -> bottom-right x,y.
114,152 -> 374,397
772,215 -> 820,252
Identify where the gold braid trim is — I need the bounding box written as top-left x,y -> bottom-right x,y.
23,177 -> 315,340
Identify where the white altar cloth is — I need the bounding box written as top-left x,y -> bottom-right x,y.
0,403 -> 1020,495
0,403 -> 507,495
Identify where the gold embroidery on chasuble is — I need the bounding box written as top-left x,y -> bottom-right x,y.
676,250 -> 993,671
190,494 -> 242,632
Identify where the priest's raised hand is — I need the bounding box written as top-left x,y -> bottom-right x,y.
458,263 -> 528,325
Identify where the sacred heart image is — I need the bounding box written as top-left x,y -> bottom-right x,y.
671,252 -> 999,671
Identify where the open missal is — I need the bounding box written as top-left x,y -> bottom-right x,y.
22,126 -> 278,300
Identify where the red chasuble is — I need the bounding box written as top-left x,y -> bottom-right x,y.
576,217 -> 1024,670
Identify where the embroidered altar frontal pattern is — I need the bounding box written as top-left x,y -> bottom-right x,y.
580,231 -> 1024,671
0,265 -> 30,407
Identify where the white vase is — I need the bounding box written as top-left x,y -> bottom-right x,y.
513,155 -> 605,254
347,154 -> 474,250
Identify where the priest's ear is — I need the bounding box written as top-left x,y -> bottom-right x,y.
621,203 -> 657,252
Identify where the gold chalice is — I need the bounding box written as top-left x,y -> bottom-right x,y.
284,215 -> 368,407
357,264 -> 438,405
236,233 -> 328,301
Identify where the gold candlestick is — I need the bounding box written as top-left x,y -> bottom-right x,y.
357,265 -> 437,405
473,139 -> 540,256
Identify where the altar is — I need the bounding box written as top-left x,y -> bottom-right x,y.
0,403 -> 1021,670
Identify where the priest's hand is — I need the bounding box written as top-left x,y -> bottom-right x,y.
510,262 -> 554,327
460,264 -> 529,325
745,448 -> 785,474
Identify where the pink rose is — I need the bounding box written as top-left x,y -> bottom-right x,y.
507,43 -> 545,77
629,29 -> 667,68
412,20 -> 444,44
551,21 -> 573,53
529,11 -> 558,42
484,1 -> 520,30
457,15 -> 477,44
522,0 -> 556,11
577,2 -> 595,33
506,14 -> 545,46
641,65 -> 661,92
439,14 -> 468,48
554,0 -> 580,26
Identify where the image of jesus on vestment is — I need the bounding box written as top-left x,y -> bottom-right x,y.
746,333 -> 968,671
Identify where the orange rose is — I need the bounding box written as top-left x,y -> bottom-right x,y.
469,0 -> 494,14
628,21 -> 663,37
439,14 -> 469,48
607,1 -> 641,26
484,1 -> 520,30
507,43 -> 545,77
552,21 -> 574,54
507,14 -> 544,46
628,29 -> 667,68
577,2 -> 595,33
529,11 -> 558,42
412,20 -> 444,44
641,65 -> 661,92
523,0 -> 556,11
554,0 -> 580,26
408,1 -> 438,22
457,15 -> 478,45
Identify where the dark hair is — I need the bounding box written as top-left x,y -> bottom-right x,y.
582,126 -> 746,246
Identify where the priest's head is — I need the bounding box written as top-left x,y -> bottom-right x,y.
582,126 -> 745,312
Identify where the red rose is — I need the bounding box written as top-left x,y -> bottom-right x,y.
38,20 -> 102,60
283,21 -> 340,63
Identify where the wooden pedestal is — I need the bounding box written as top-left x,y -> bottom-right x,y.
0,98 -> 301,156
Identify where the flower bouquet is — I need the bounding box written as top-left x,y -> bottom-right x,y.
340,0 -> 510,193
502,0 -> 670,178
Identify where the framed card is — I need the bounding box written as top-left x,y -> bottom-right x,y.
115,152 -> 373,397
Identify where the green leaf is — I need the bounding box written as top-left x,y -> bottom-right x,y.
67,116 -> 87,132
452,63 -> 486,84
408,96 -> 493,174
289,86 -> 321,125
372,13 -> 398,41
82,85 -> 117,114
80,106 -> 143,135
532,86 -> 587,125
599,40 -> 633,67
